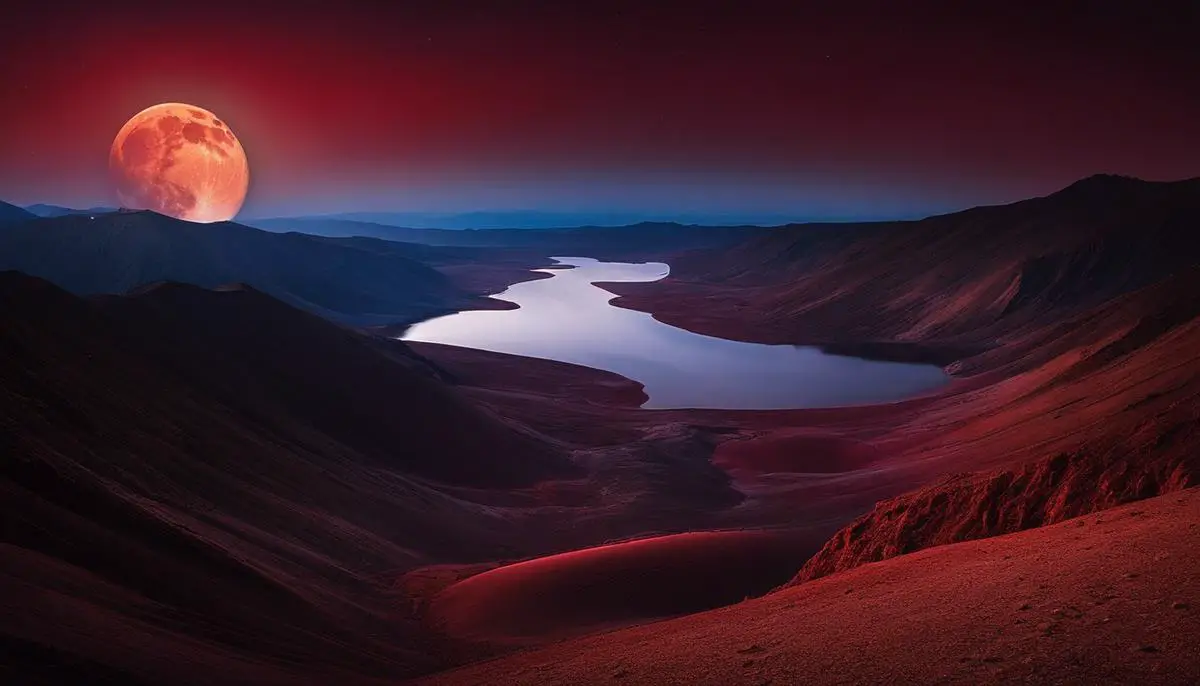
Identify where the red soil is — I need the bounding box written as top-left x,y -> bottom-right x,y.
420,487 -> 1200,685
713,429 -> 882,474
791,439 -> 1198,586
426,530 -> 819,649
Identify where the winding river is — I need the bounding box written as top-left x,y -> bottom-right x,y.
402,257 -> 948,410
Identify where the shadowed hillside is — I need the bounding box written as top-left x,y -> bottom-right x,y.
0,200 -> 34,226
0,271 -> 583,684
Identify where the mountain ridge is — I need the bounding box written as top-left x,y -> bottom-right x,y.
0,210 -> 508,326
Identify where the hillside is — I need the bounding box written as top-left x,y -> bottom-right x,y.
0,210 -> 508,325
0,200 -> 34,226
420,488 -> 1200,685
6,175 -> 1200,683
606,175 -> 1200,365
426,530 -> 815,650
2,272 -> 797,684
0,272 -> 582,684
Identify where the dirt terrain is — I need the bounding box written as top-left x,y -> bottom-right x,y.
3,176 -> 1200,683
420,488 -> 1200,685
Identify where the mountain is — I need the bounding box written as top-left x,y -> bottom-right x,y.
268,209 -> 804,230
23,203 -> 119,217
785,265 -> 1200,584
605,175 -> 1200,363
0,271 -> 582,684
0,210 -> 503,325
248,217 -> 765,261
599,174 -> 1200,552
0,200 -> 34,226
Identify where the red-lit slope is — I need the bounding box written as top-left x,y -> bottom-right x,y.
606,175 -> 1200,365
427,530 -> 818,649
776,270 -> 1200,583
420,488 -> 1200,686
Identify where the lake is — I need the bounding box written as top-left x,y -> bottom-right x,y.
402,257 -> 949,410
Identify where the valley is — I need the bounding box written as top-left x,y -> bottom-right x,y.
1,175 -> 1198,684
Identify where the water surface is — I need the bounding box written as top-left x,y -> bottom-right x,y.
403,257 -> 948,409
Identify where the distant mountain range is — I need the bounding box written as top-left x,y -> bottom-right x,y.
0,210 -> 501,326
247,217 -> 765,260
18,205 -> 829,230
611,174 -> 1200,354
265,209 -> 810,230
23,202 -> 120,217
0,206 -> 767,326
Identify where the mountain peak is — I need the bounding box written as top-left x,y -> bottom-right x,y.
1060,173 -> 1146,193
0,200 -> 36,225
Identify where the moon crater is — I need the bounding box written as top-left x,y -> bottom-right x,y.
109,102 -> 249,223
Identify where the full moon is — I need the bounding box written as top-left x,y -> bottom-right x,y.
109,103 -> 249,223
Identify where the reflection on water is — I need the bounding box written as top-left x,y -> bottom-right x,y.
402,257 -> 948,410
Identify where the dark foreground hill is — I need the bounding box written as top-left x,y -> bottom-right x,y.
0,211 -> 510,326
0,271 -> 580,684
0,200 -> 34,226
0,270 -> 788,684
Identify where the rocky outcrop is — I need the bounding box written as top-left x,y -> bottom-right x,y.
788,441 -> 1198,585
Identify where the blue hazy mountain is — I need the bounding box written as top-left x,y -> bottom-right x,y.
284,209 -> 807,230
0,200 -> 36,226
0,209 -> 493,326
24,203 -> 120,217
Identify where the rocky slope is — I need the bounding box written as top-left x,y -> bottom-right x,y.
419,488 -> 1200,685
778,267 -> 1200,583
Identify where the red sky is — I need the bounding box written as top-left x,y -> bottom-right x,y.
2,1 -> 1198,219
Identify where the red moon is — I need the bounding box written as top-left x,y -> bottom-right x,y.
109,103 -> 249,223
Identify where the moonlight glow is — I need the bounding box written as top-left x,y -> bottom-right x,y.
108,103 -> 249,223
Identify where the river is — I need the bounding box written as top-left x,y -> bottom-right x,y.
402,257 -> 948,410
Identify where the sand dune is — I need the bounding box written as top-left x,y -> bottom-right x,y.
427,530 -> 818,648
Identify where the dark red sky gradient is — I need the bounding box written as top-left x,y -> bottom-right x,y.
2,1 -> 1198,219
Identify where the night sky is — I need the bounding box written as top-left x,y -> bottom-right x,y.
2,1 -> 1198,221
